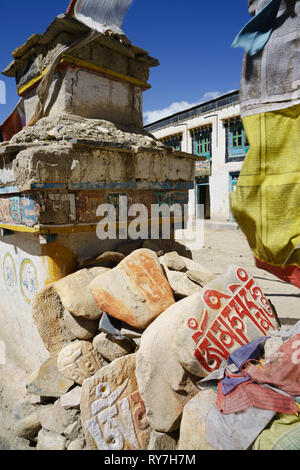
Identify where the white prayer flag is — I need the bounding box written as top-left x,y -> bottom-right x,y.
71,0 -> 134,34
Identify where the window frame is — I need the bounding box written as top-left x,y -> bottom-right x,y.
229,122 -> 249,157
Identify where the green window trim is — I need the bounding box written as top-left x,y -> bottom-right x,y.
192,130 -> 212,159
229,122 -> 249,156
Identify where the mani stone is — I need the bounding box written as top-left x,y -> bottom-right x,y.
33,267 -> 109,357
80,354 -> 151,451
57,341 -> 104,386
63,309 -> 99,340
37,429 -> 67,451
15,412 -> 42,440
178,390 -> 217,451
27,356 -> 74,398
136,265 -> 279,433
89,249 -> 175,329
93,333 -> 132,362
136,294 -> 201,433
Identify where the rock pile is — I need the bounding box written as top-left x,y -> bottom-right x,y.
14,246 -> 280,450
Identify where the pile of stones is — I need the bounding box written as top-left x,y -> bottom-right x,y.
12,244 -> 279,450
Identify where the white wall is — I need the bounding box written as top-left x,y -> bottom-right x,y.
151,102 -> 244,222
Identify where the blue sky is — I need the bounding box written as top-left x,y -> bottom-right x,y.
0,1 -> 251,125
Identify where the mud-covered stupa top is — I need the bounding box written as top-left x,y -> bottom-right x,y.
3,13 -> 159,95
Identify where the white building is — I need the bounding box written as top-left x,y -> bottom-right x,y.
145,90 -> 249,222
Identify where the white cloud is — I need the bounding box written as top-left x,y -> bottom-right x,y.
143,90 -> 234,125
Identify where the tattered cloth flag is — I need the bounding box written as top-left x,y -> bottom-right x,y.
0,99 -> 25,142
66,0 -> 134,34
232,0 -> 281,56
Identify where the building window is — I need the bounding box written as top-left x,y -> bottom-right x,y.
230,119 -> 249,156
160,133 -> 182,151
226,118 -> 249,158
191,126 -> 212,159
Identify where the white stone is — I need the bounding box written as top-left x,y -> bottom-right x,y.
60,386 -> 82,410
163,252 -> 186,271
39,401 -> 79,435
63,310 -> 98,340
27,356 -> 74,398
178,390 -> 217,450
67,437 -> 85,451
163,270 -> 202,298
93,333 -> 132,362
148,431 -> 177,451
37,429 -> 67,451
15,412 -> 41,440
63,421 -> 81,441
264,335 -> 284,361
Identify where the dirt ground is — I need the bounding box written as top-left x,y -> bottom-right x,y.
192,226 -> 300,326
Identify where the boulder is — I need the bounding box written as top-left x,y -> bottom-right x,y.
63,421 -> 81,441
27,356 -> 74,398
81,354 -> 151,450
186,270 -> 216,286
136,266 -> 279,432
63,310 -> 99,340
90,249 -> 175,329
33,267 -> 110,357
178,390 -> 217,450
67,436 -> 86,450
13,437 -> 35,451
160,254 -> 215,298
163,252 -> 186,271
39,401 -> 79,434
264,334 -> 284,361
54,268 -> 111,320
120,326 -> 143,340
148,431 -> 178,451
136,295 -> 200,433
60,386 -> 82,410
37,429 -> 67,451
15,412 -> 42,440
57,341 -> 104,386
93,333 -> 132,362
162,270 -> 202,298
80,252 -> 125,268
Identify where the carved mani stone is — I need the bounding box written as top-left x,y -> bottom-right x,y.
136,265 -> 279,432
80,354 -> 151,451
57,341 -> 104,386
90,249 -> 175,329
